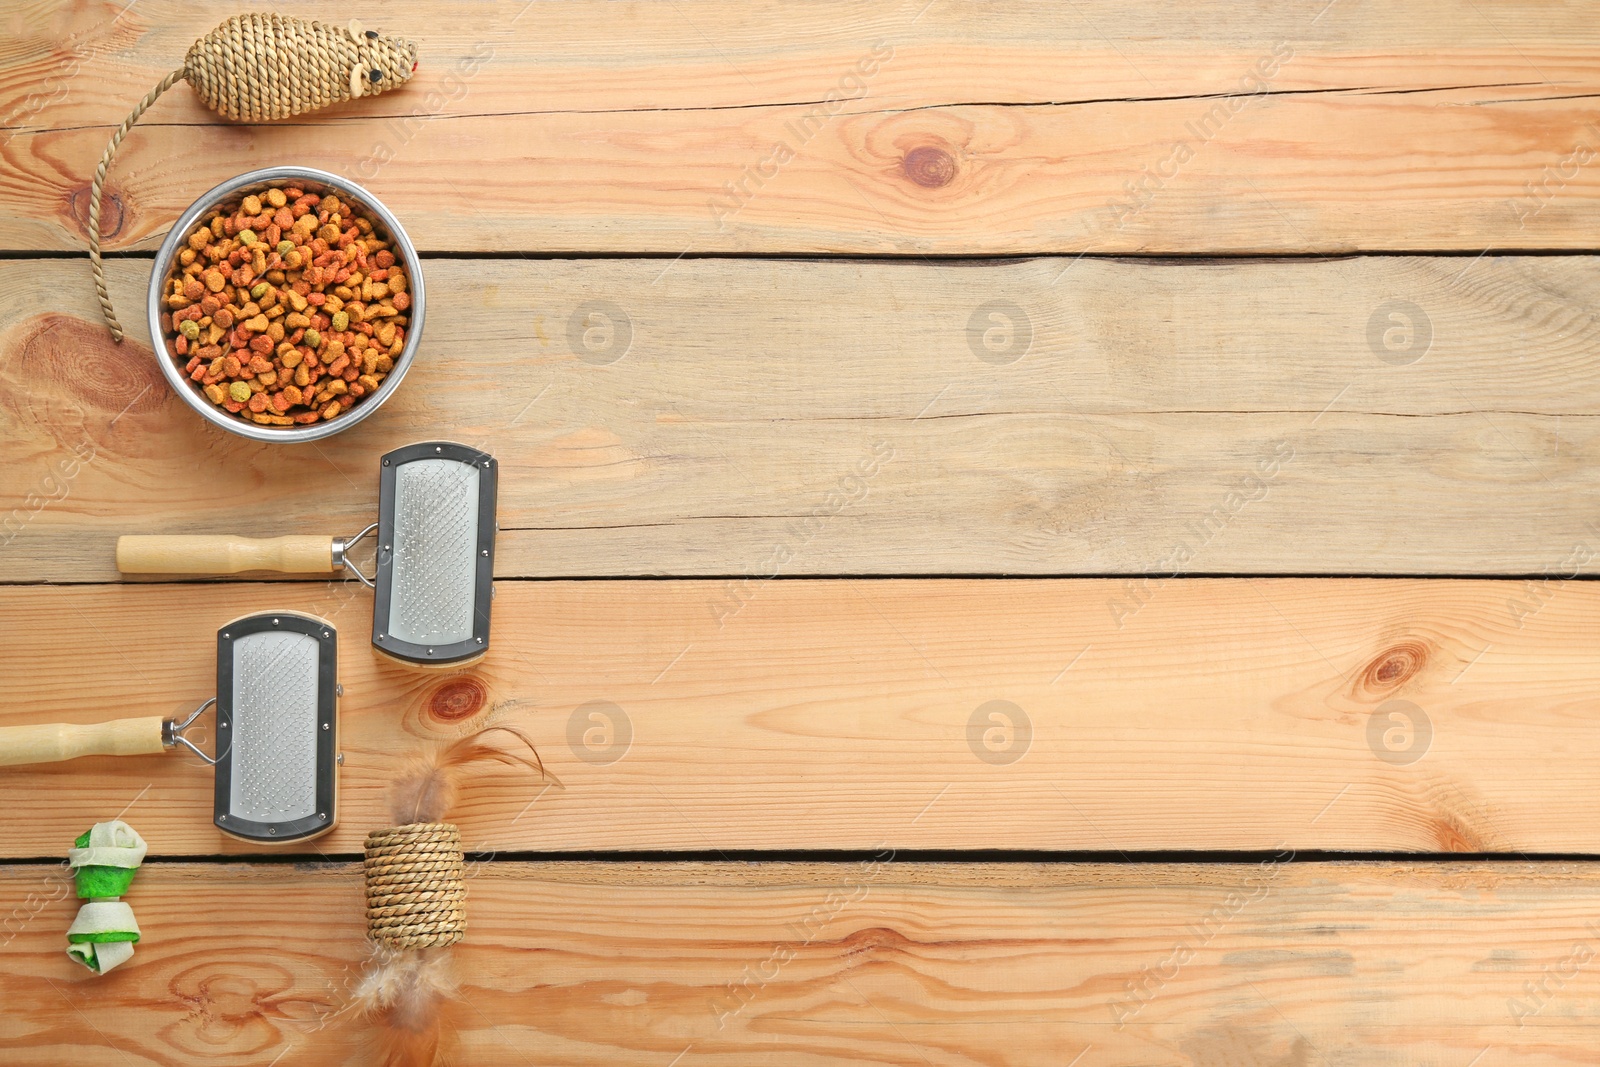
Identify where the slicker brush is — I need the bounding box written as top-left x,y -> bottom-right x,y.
357,727 -> 550,1067
89,12 -> 419,341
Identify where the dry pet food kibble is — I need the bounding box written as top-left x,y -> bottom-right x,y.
160,187 -> 411,427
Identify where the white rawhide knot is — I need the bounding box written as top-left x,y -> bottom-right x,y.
68,819 -> 148,870
66,901 -> 142,975
68,901 -> 140,939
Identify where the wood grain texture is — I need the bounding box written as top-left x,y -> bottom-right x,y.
1,578 -> 1595,858
6,256 -> 1600,581
9,0 -> 1600,121
6,3 -> 1599,1061
5,859 -> 1600,1065
4,1 -> 1600,253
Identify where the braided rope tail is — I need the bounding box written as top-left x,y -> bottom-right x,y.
89,68 -> 186,344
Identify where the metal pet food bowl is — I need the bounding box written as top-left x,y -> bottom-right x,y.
146,165 -> 425,443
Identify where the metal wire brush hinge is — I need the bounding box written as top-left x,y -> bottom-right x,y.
163,697 -> 218,765
332,523 -> 378,587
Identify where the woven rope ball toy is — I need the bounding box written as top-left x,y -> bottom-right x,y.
364,822 -> 468,950
355,728 -> 550,1065
90,12 -> 418,341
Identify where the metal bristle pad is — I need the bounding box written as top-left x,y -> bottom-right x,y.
214,613 -> 338,843
373,442 -> 497,665
228,630 -> 319,824
389,459 -> 480,646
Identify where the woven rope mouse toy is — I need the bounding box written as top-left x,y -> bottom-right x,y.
90,12 -> 418,341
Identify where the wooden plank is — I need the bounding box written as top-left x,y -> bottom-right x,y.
9,0 -> 1600,123
4,2 -> 1600,253
4,858 -> 1600,1065
6,256 -> 1600,582
1,578 -> 1596,858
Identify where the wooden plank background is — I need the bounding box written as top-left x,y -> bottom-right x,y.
3,1 -> 1600,253
6,256 -> 1600,580
5,1 -> 1600,1063
2,577 -> 1596,857
6,860 -> 1600,1066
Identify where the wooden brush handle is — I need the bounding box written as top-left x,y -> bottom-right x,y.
0,717 -> 167,767
116,535 -> 336,575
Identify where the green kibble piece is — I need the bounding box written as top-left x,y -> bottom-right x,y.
277,240 -> 295,255
229,381 -> 252,403
331,311 -> 349,332
251,282 -> 270,300
178,320 -> 201,340
303,329 -> 321,349
238,229 -> 257,246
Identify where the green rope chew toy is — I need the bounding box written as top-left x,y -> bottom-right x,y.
89,12 -> 418,342
65,820 -> 147,975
